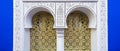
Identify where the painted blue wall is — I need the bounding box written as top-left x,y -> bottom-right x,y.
0,0 -> 120,51
108,0 -> 120,51
0,0 -> 13,51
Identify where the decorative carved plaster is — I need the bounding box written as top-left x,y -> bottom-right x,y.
23,2 -> 56,28
14,0 -> 107,51
23,1 -> 97,28
14,0 -> 23,51
66,2 -> 96,16
23,2 -> 55,17
98,0 -> 108,51
55,3 -> 65,28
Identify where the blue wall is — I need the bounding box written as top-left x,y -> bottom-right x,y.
0,0 -> 120,51
0,0 -> 13,51
108,0 -> 120,51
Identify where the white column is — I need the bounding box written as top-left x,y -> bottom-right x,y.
24,28 -> 30,51
56,28 -> 64,51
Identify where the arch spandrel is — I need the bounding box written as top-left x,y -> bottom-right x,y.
24,6 -> 55,28
66,5 -> 97,28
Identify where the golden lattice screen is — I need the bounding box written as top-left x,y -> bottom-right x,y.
65,11 -> 91,51
30,12 -> 56,51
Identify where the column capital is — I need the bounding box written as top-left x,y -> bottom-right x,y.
56,28 -> 64,37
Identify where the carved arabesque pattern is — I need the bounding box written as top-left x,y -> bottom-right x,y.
65,11 -> 91,51
98,0 -> 107,51
65,2 -> 96,15
30,12 -> 56,51
14,0 -> 23,51
23,2 -> 55,17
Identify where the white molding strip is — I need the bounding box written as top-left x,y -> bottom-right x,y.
23,0 -> 98,2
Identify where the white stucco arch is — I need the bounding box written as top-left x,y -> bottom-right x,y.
65,5 -> 97,51
24,6 -> 55,28
66,5 -> 97,28
23,6 -> 56,51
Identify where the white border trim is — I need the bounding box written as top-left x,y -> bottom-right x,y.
23,0 -> 98,2
13,0 -> 108,51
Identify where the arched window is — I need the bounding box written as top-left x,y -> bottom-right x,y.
30,11 -> 56,51
65,11 -> 91,51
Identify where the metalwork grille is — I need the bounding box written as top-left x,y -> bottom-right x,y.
30,12 -> 56,51
65,11 -> 91,51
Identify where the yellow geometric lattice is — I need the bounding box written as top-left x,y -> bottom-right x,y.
30,12 -> 56,51
65,11 -> 91,51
